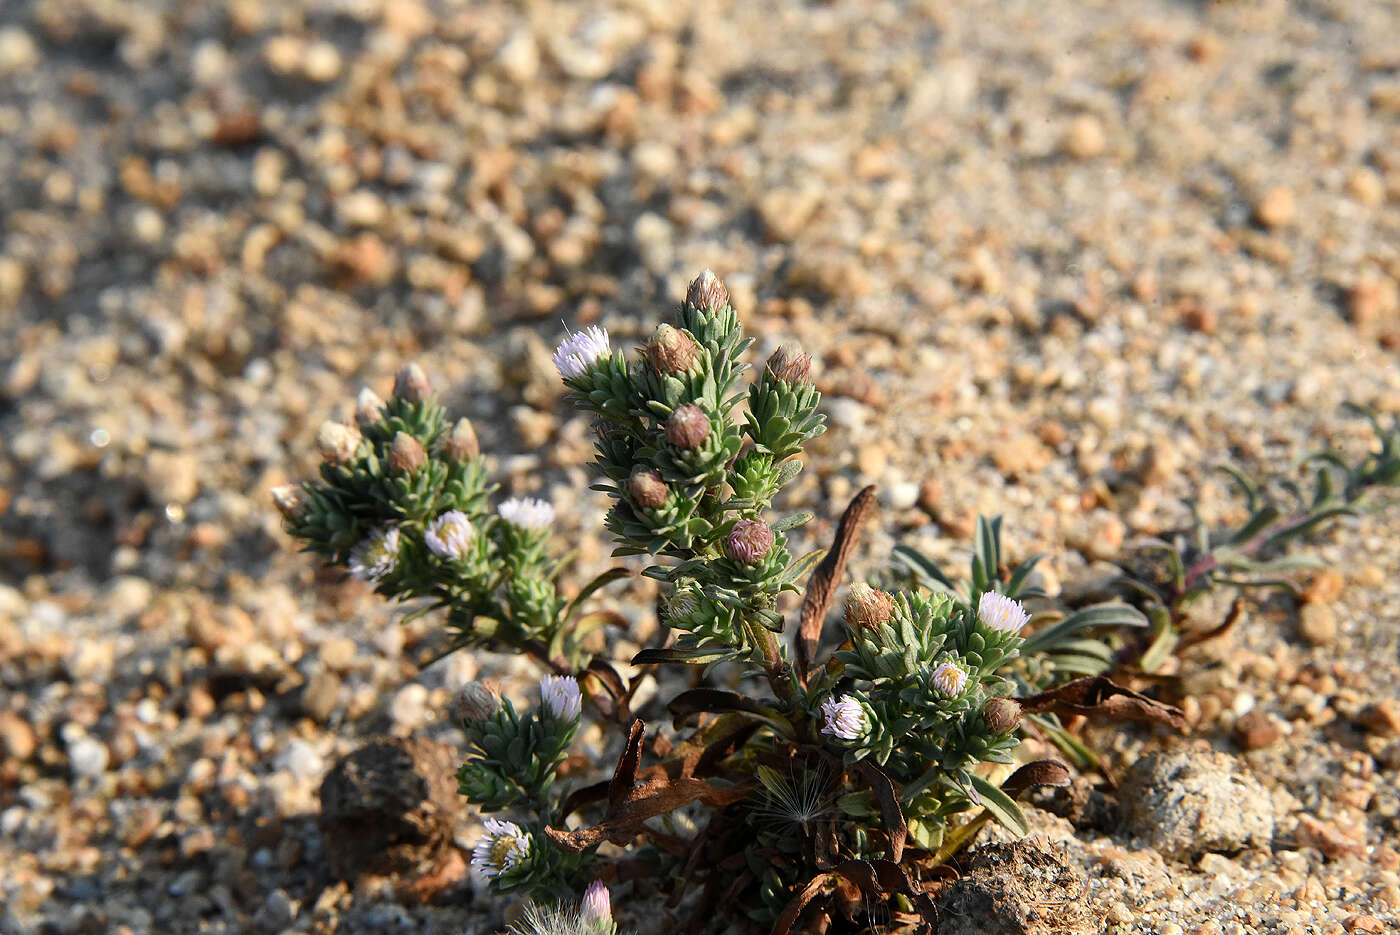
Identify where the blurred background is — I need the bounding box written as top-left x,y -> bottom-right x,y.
1,0 -> 1398,932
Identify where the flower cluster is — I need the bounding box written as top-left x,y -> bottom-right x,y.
556,270 -> 825,677
278,270 -> 1160,932
273,365 -> 577,668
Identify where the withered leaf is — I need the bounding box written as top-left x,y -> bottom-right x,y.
1000,759 -> 1073,798
798,485 -> 877,681
1019,676 -> 1185,730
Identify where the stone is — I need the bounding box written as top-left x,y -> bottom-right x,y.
1233,709 -> 1283,750
1298,602 -> 1336,646
1254,187 -> 1295,229
319,737 -> 462,879
300,670 -> 342,723
67,735 -> 110,780
936,840 -> 1094,935
1118,749 -> 1275,860
0,711 -> 37,762
0,28 -> 39,75
1063,115 -> 1106,159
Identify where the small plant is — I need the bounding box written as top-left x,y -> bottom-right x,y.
274,270 -> 1395,933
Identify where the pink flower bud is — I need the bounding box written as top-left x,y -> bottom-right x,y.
727,519 -> 774,564
355,387 -> 386,427
393,362 -> 431,403
665,404 -> 710,450
644,324 -> 699,375
270,484 -> 307,520
628,467 -> 669,509
317,420 -> 360,465
445,417 -> 479,462
686,268 -> 729,310
982,697 -> 1022,734
766,343 -> 813,384
387,431 -> 426,474
843,582 -> 893,630
580,880 -> 612,927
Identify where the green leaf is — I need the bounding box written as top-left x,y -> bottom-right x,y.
1020,602 -> 1148,654
970,774 -> 1028,837
892,545 -> 958,592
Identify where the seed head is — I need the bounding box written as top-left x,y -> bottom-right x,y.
819,695 -> 868,741
393,362 -> 431,403
726,519 -> 774,564
355,387 -> 386,427
347,527 -> 400,583
766,343 -> 813,385
628,467 -> 669,509
445,418 -> 479,462
978,591 -> 1031,635
644,323 -> 700,375
317,420 -> 361,465
665,404 -> 710,450
552,325 -> 612,381
931,660 -> 968,697
982,697 -> 1022,734
497,496 -> 555,531
270,484 -> 307,521
470,818 -> 531,880
843,582 -> 893,630
424,510 -> 474,560
686,268 -> 729,310
450,682 -> 499,724
387,431 -> 426,474
540,674 -> 582,721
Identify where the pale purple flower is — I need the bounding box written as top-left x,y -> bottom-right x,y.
552,325 -> 612,380
471,817 -> 531,880
726,519 -> 774,564
347,527 -> 399,582
424,510 -> 475,560
978,591 -> 1031,635
580,880 -> 612,928
931,661 -> 968,697
540,674 -> 582,721
819,695 -> 868,741
497,497 -> 555,531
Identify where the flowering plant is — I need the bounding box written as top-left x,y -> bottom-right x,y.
277,271 -> 1193,932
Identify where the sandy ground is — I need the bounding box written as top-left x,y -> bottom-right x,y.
1,0 -> 1398,932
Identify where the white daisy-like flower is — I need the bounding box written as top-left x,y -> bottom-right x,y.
471,817 -> 532,880
347,527 -> 400,582
540,674 -> 582,721
497,497 -> 555,532
552,325 -> 612,380
819,695 -> 868,742
978,591 -> 1031,635
931,661 -> 968,697
424,510 -> 475,560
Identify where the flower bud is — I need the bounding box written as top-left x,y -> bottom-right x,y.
393,362 -> 431,403
628,467 -> 669,509
726,519 -> 774,564
982,697 -> 1022,734
355,387 -> 386,427
766,343 -> 813,384
270,484 -> 307,521
665,404 -> 710,450
843,582 -> 893,630
686,268 -> 729,310
445,417 -> 479,462
387,431 -> 426,474
317,420 -> 361,464
580,880 -> 612,929
451,682 -> 500,724
644,324 -> 699,375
